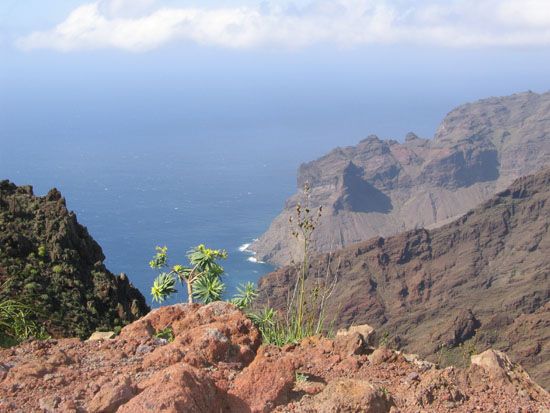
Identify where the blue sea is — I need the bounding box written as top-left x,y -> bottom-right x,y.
3,46 -> 546,305
0,121 -> 441,306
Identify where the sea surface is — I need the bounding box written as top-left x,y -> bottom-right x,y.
0,122 -> 442,306
0,87 -> 485,305
1,44 -> 549,306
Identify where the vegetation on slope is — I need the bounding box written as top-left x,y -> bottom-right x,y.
0,180 -> 149,341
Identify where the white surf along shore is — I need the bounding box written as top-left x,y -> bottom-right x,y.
238,240 -> 265,264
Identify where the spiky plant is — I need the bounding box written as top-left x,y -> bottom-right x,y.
149,244 -> 228,304
193,274 -> 225,303
231,282 -> 258,309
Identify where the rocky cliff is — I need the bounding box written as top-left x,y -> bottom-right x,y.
257,168 -> 550,389
252,91 -> 550,266
0,181 -> 149,339
1,302 -> 548,412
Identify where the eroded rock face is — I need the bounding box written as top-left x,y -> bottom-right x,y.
0,303 -> 548,412
0,302 -> 261,413
252,91 -> 550,266
258,168 -> 550,389
0,181 -> 149,338
117,364 -> 222,413
229,346 -> 296,412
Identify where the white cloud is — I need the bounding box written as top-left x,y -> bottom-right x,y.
15,0 -> 550,52
99,0 -> 157,18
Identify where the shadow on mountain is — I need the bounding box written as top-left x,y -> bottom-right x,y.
334,162 -> 393,214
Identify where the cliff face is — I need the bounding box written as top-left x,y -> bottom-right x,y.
0,181 -> 149,339
257,168 -> 550,389
1,303 -> 548,412
252,91 -> 550,266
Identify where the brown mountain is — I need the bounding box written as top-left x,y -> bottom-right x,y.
252,91 -> 550,266
257,168 -> 550,389
0,181 -> 149,339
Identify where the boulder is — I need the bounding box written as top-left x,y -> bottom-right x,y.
334,332 -> 366,356
228,346 -> 296,413
369,348 -> 397,365
117,364 -> 222,413
303,379 -> 395,412
87,331 -> 116,341
88,376 -> 135,413
470,349 -> 549,404
335,323 -> 376,354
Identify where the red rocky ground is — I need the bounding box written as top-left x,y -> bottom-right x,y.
0,302 -> 548,412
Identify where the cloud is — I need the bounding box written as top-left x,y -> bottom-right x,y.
98,0 -> 157,18
16,0 -> 550,52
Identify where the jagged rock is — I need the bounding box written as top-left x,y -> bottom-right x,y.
401,353 -> 436,372
0,303 -> 549,412
87,331 -> 116,341
252,91 -> 550,267
299,379 -> 395,412
88,376 -> 135,413
229,345 -> 296,412
38,396 -> 60,412
117,364 -> 222,413
337,323 -> 376,346
334,332 -> 366,356
444,309 -> 481,347
0,181 -> 149,338
258,168 -> 550,389
471,349 -> 516,381
369,347 -> 398,365
122,302 -> 261,369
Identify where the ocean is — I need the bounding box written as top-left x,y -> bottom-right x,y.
4,45 -> 548,305
0,112 -> 444,306
0,85 -> 511,306
3,47 -> 523,305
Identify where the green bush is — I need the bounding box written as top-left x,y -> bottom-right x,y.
0,298 -> 49,347
153,326 -> 175,342
37,245 -> 47,258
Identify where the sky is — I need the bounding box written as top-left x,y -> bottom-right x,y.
1,0 -> 550,145
3,0 -> 550,51
1,0 -> 550,297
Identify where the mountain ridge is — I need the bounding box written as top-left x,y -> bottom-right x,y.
252,91 -> 550,266
257,167 -> 550,389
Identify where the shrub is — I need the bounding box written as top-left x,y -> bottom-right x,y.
230,282 -> 258,309
149,244 -> 228,304
37,245 -> 47,258
0,298 -> 49,347
153,326 -> 175,342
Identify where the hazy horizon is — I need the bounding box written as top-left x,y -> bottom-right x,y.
2,0 -> 550,303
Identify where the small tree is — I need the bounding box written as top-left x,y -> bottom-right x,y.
150,244 -> 228,304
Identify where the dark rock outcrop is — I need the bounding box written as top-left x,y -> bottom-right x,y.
0,180 -> 149,339
252,91 -> 550,266
257,168 -> 550,389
